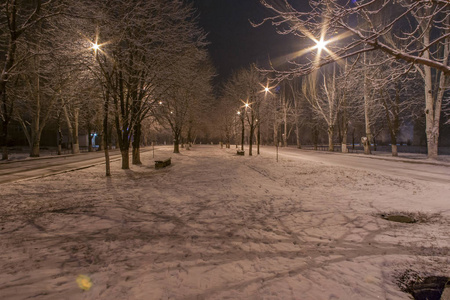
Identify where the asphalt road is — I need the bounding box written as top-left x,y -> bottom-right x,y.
0,150 -> 125,184
1,146 -> 449,185
262,147 -> 450,185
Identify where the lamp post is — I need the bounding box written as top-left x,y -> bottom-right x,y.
257,85 -> 271,155
91,41 -> 111,176
255,83 -> 272,155
234,111 -> 238,148
237,110 -> 244,151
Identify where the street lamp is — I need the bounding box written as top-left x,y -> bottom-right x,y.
237,109 -> 245,151
314,38 -> 328,51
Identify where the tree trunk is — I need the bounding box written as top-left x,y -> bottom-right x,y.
363,138 -> 371,155
312,127 -> 318,150
88,123 -> 93,152
57,113 -> 62,155
341,94 -> 348,153
425,125 -> 439,158
423,64 -> 440,159
132,146 -> 141,164
121,149 -> 129,169
132,122 -> 142,165
352,128 -> 355,150
341,123 -> 348,153
363,52 -> 373,155
241,118 -> 245,151
327,125 -> 334,152
391,143 -> 398,156
30,139 -> 40,157
114,134 -> 119,150
173,140 -> 180,153
273,120 -> 278,147
296,123 -> 302,149
57,128 -> 62,155
72,108 -> 80,154
1,119 -> 9,160
173,132 -> 180,153
249,125 -> 254,156
119,135 -> 130,169
422,21 -> 447,159
0,24 -> 18,161
257,122 -> 261,155
98,133 -> 104,151
63,105 -> 79,154
103,91 -> 111,176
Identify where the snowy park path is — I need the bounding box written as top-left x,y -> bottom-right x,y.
0,146 -> 449,299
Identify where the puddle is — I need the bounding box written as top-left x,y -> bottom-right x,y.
381,214 -> 416,223
410,276 -> 449,300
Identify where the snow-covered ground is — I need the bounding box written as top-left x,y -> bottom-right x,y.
0,145 -> 449,299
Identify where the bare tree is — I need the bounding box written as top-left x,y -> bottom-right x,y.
13,50 -> 59,157
158,58 -> 213,154
302,63 -> 345,151
84,0 -> 211,168
225,65 -> 268,156
213,95 -> 237,149
286,79 -> 304,149
0,0 -> 65,160
276,80 -> 295,147
257,0 -> 450,158
370,57 -> 423,156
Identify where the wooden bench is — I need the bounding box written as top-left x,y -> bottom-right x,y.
155,157 -> 171,169
236,150 -> 245,156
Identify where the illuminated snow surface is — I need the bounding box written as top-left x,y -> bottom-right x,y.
0,145 -> 449,299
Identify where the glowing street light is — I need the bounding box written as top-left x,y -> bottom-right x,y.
92,43 -> 100,51
314,38 -> 329,51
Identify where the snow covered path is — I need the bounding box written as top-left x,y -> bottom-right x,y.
0,146 -> 448,299
263,146 -> 450,184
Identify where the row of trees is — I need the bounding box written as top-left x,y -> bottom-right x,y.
251,0 -> 450,159
0,0 -> 213,174
213,0 -> 448,159
216,56 -> 425,158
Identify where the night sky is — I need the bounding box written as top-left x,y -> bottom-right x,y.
191,0 -> 307,90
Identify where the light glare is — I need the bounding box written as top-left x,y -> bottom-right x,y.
315,38 -> 328,50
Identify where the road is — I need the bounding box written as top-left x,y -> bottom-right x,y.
262,147 -> 450,184
1,146 -> 449,185
0,150 -> 125,184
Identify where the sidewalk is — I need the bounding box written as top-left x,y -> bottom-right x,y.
287,146 -> 450,167
0,145 -> 448,300
346,151 -> 450,166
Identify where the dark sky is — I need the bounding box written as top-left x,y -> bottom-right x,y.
191,0 -> 306,90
